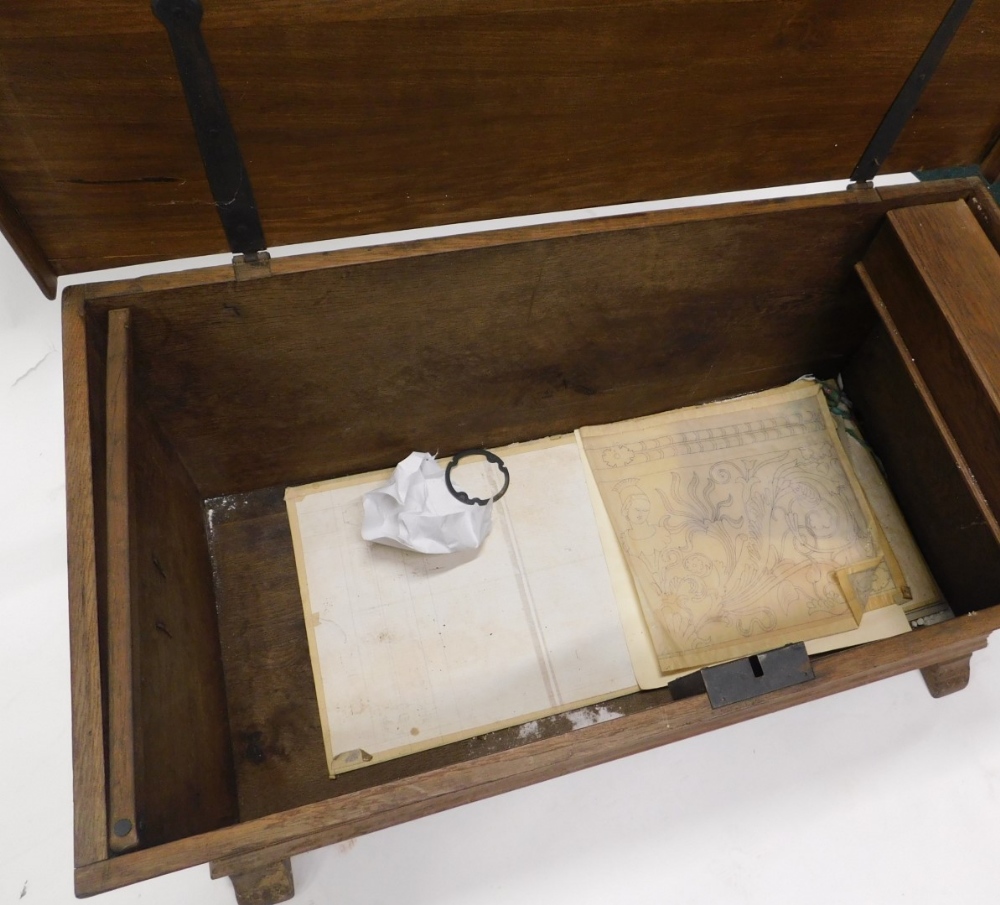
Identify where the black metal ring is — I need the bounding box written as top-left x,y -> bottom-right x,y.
444,449 -> 510,506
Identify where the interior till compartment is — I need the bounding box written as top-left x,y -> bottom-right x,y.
79,181 -> 1000,848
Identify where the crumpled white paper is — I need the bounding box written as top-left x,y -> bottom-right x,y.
361,452 -> 493,554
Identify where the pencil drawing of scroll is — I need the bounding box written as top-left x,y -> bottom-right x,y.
580,382 -> 898,672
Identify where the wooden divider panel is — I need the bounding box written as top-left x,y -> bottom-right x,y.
861,200 -> 1000,524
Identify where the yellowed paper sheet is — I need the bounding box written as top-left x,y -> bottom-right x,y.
577,428 -> 910,689
579,382 -> 894,673
285,436 -> 638,776
835,420 -> 942,613
805,602 -> 911,655
835,557 -> 903,613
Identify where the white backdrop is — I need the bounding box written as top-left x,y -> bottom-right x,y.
2,178 -> 999,905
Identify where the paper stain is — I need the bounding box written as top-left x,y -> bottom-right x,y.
565,705 -> 623,730
20,881 -> 27,899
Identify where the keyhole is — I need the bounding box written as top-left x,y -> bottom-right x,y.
749,655 -> 764,678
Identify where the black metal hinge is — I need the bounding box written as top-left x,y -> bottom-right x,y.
152,0 -> 267,258
851,0 -> 975,186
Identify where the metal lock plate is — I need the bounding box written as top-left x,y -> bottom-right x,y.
699,643 -> 815,708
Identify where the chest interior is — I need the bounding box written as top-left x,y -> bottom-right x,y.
5,0 -> 1000,892
69,175 -> 1000,845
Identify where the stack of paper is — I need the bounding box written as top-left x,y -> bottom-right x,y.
286,438 -> 638,775
285,380 -> 938,775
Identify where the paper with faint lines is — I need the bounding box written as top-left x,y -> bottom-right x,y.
286,436 -> 637,776
579,382 -> 894,673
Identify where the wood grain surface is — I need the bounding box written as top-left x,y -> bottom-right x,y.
920,654 -> 973,698
842,318 -> 1000,616
884,0 -> 1000,178
229,858 -> 294,905
1,0 -> 998,279
0,182 -> 55,297
123,385 -> 238,847
79,180 -> 980,500
76,177 -> 982,302
967,185 -> 1000,249
83,194 -> 914,499
62,287 -> 109,868
104,308 -> 139,853
862,200 -> 1000,524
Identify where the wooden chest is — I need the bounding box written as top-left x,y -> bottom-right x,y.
3,1 -> 1000,902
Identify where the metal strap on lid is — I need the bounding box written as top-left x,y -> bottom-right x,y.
851,0 -> 975,185
152,0 -> 267,257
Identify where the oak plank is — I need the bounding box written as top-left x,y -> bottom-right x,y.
62,286 -> 109,867
854,266 -> 1000,542
3,1 -> 999,275
864,201 -> 1000,522
843,300 -> 1000,614
0,182 -> 56,297
88,198 -> 895,498
104,307 -> 139,853
125,400 -> 239,847
77,179 -> 981,303
78,190 -> 869,301
872,175 -> 982,204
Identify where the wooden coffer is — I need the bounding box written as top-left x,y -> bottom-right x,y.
2,1 -> 1000,902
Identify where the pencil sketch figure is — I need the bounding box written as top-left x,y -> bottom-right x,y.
581,383 -> 889,671
614,479 -> 672,580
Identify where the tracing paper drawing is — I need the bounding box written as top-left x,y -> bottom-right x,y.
286,436 -> 637,776
579,382 -> 896,672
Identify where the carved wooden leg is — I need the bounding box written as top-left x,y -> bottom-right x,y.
229,858 -> 294,905
921,654 -> 972,698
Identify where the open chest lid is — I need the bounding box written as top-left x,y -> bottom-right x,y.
1,0 -> 999,298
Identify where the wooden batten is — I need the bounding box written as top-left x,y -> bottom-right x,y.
105,307 -> 140,853
61,287 -> 109,868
